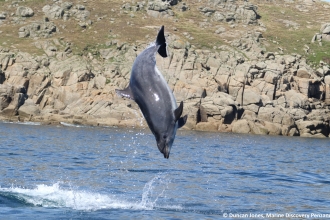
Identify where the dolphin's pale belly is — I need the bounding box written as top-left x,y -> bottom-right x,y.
131,65 -> 177,133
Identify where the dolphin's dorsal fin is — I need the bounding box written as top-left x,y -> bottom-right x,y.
174,101 -> 183,121
178,115 -> 188,129
156,26 -> 168,58
115,87 -> 134,100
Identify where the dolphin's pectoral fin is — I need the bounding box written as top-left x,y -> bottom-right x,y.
174,101 -> 184,121
115,87 -> 134,100
156,26 -> 168,58
178,115 -> 188,129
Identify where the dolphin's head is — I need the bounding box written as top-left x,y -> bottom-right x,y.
155,124 -> 177,159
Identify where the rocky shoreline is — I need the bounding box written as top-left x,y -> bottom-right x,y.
0,0 -> 329,138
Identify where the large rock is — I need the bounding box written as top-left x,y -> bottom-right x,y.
232,119 -> 251,133
148,0 -> 171,11
325,75 -> 330,105
3,87 -> 28,111
283,55 -> 296,65
16,6 -> 34,17
206,1 -> 260,24
221,105 -> 236,124
200,91 -> 237,123
241,109 -> 257,120
147,0 -> 174,17
196,121 -> 219,131
18,99 -> 40,117
321,23 -> 330,34
28,73 -> 49,98
258,106 -> 295,126
71,5 -> 90,21
296,120 -> 329,138
235,3 -> 259,24
295,77 -> 322,99
264,71 -> 278,84
263,121 -> 282,135
236,86 -> 261,106
42,5 -> 64,19
284,90 -> 309,109
0,84 -> 14,110
3,53 -> 36,95
228,72 -> 246,99
320,23 -> 330,41
42,3 -> 90,21
296,67 -> 310,78
0,52 -> 14,71
0,12 -> 7,20
18,20 -> 57,38
306,110 -> 330,125
49,55 -> 93,87
251,79 -> 275,100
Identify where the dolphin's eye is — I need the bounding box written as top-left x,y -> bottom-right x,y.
163,135 -> 167,139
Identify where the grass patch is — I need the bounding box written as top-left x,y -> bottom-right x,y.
0,0 -> 330,68
307,41 -> 330,66
253,0 -> 330,66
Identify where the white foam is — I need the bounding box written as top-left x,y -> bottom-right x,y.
0,177 -> 182,211
60,122 -> 85,128
1,121 -> 41,126
0,182 -> 135,211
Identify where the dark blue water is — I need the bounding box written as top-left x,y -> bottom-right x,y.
0,121 -> 329,219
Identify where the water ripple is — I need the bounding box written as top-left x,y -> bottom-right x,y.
1,122 -> 330,219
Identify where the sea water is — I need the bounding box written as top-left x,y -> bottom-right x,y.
0,121 -> 329,219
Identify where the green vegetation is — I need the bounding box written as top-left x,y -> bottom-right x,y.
254,0 -> 330,66
0,0 -> 330,67
308,41 -> 330,66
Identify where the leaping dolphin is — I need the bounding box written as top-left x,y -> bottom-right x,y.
116,26 -> 187,158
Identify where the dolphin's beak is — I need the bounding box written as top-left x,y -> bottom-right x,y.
163,146 -> 170,159
157,142 -> 170,159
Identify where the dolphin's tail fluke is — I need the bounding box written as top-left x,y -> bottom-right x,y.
156,26 -> 168,58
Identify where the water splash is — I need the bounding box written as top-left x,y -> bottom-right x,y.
0,182 -> 129,210
139,173 -> 171,209
0,175 -> 181,211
